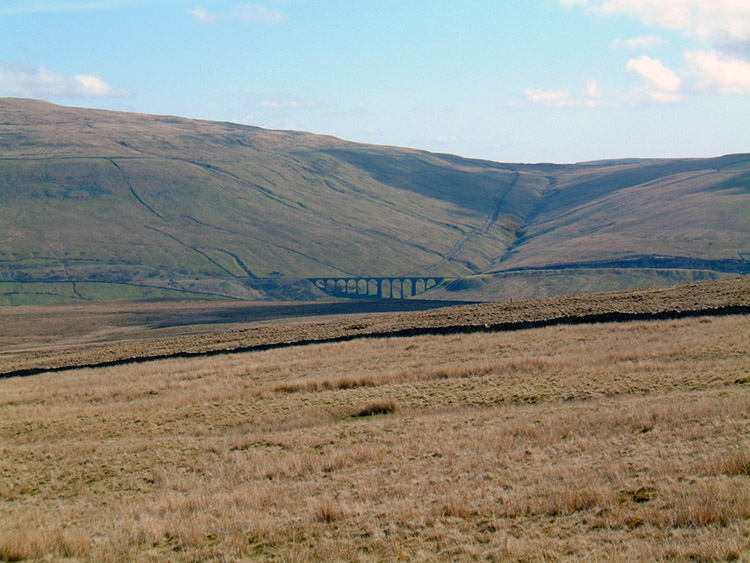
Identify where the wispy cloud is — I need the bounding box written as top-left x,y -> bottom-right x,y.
597,0 -> 750,44
612,35 -> 664,49
232,114 -> 257,126
187,4 -> 285,24
255,120 -> 301,131
562,0 -> 750,45
586,78 -> 603,98
524,88 -> 575,107
524,79 -> 604,107
435,136 -> 460,144
187,6 -> 217,22
259,100 -> 317,109
230,4 -> 284,24
0,0 -> 155,16
0,61 -> 128,98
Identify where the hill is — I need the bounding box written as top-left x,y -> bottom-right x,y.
1,98 -> 748,304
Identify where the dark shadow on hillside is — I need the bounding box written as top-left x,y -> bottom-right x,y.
147,299 -> 476,330
323,149 -> 514,213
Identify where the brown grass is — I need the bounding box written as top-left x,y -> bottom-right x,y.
353,398 -> 398,417
0,313 -> 748,561
312,498 -> 345,523
707,449 -> 750,477
1,276 -> 747,377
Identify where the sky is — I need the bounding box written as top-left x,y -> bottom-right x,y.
1,0 -> 749,163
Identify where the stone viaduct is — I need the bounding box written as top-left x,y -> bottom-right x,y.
309,277 -> 444,299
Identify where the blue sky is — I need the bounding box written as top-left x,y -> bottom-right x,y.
1,0 -> 749,162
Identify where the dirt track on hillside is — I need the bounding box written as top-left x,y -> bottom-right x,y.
1,277 -> 747,378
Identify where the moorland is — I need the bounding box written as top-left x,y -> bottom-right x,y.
1,278 -> 748,561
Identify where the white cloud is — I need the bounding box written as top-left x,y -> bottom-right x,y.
626,55 -> 681,91
685,49 -> 750,93
232,115 -> 257,126
187,6 -> 218,22
622,50 -> 750,99
647,91 -> 682,103
566,0 -> 750,44
74,74 -> 115,95
252,120 -> 301,131
186,4 -> 285,25
524,80 -> 604,107
0,61 -> 127,98
611,35 -> 664,49
524,88 -> 574,106
561,1 -> 750,103
230,4 -> 284,25
626,55 -> 682,102
436,136 -> 460,144
586,78 -> 603,98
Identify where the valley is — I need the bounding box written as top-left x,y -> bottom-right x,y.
1,99 -> 747,305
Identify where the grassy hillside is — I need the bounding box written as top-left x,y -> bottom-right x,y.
429,269 -> 741,302
1,98 -> 748,304
0,99 -> 546,303
493,155 -> 750,271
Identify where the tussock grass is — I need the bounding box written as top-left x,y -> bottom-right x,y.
353,398 -> 398,417
312,498 -> 344,523
0,314 -> 748,561
708,449 -> 750,477
663,481 -> 750,528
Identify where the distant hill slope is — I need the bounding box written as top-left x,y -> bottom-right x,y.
0,98 -> 747,304
494,155 -> 750,270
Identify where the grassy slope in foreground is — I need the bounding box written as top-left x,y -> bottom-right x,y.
0,277 -> 747,377
0,306 -> 747,560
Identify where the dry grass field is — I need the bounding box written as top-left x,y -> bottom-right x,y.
1,277 -> 747,377
1,307 -> 748,560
